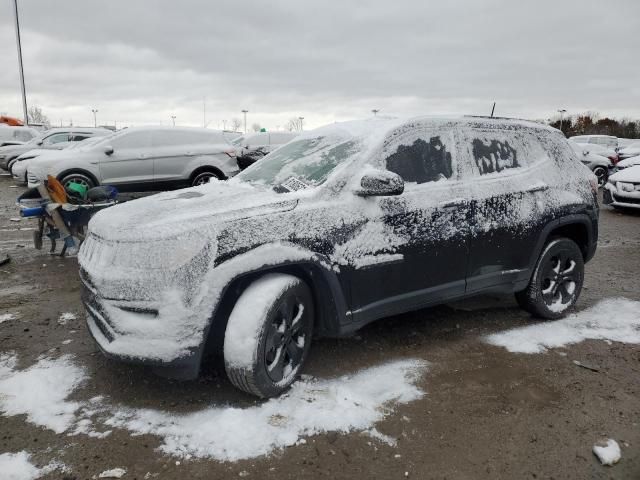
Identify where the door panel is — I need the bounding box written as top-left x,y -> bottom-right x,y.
345,126 -> 470,323
459,127 -> 550,293
99,131 -> 153,190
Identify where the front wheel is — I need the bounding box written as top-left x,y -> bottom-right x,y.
191,170 -> 221,186
592,166 -> 608,187
515,238 -> 584,319
224,273 -> 314,398
59,173 -> 96,190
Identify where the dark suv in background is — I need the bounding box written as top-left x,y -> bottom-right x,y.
79,116 -> 599,398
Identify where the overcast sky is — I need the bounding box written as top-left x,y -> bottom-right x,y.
1,0 -> 638,131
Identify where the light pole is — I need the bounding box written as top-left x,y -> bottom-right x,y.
372,109 -> 380,116
558,109 -> 567,133
222,119 -> 227,131
241,110 -> 248,133
91,109 -> 98,127
298,116 -> 304,131
171,115 -> 176,126
12,0 -> 28,124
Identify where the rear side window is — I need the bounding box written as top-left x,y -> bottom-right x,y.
383,129 -> 455,184
461,129 -> 526,176
14,130 -> 34,142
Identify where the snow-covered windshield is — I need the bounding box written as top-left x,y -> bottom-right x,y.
237,135 -> 361,191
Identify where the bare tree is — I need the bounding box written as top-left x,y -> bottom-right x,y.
251,123 -> 261,132
27,106 -> 51,128
285,117 -> 303,132
230,118 -> 242,132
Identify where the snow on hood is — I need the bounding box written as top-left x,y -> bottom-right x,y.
88,181 -> 300,242
617,155 -> 640,168
610,164 -> 640,183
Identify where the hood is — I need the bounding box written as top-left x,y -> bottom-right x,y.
617,155 -> 640,168
610,165 -> 640,183
88,181 -> 299,242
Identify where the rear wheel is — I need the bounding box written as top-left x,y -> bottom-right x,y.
592,166 -> 608,187
59,173 -> 96,190
191,170 -> 222,186
515,238 -> 584,319
224,273 -> 314,398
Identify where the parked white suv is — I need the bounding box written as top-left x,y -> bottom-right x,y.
27,126 -> 238,191
0,125 -> 39,147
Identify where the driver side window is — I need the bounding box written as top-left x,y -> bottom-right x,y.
384,129 -> 455,184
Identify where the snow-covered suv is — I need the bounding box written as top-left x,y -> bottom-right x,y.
79,116 -> 599,398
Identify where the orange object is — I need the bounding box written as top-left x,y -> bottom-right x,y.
0,116 -> 25,126
46,175 -> 68,204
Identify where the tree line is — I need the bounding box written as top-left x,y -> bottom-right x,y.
549,113 -> 640,139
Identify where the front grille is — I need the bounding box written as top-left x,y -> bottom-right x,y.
613,194 -> 640,205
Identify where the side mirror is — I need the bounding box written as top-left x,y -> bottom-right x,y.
104,145 -> 114,155
37,140 -> 43,146
355,169 -> 404,197
583,150 -> 589,156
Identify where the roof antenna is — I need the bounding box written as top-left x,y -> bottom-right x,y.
490,102 -> 496,118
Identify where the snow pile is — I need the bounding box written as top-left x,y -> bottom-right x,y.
0,354 -> 87,433
593,439 -> 621,466
0,451 -> 64,480
0,451 -> 43,480
105,359 -> 427,461
58,312 -> 77,325
96,467 -> 127,478
0,313 -> 16,324
485,298 -> 640,353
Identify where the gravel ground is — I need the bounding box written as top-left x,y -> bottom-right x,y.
0,173 -> 639,479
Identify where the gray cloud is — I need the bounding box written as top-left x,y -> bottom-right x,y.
1,0 -> 639,129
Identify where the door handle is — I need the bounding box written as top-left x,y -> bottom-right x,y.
185,151 -> 196,156
526,183 -> 549,193
439,198 -> 465,208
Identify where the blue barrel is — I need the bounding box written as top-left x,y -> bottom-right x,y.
20,206 -> 45,218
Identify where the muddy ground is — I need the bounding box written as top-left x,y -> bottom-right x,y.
0,173 -> 639,479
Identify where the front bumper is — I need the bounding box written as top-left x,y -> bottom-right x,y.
603,185 -> 640,209
81,269 -> 203,379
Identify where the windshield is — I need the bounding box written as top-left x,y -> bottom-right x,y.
237,135 -> 361,191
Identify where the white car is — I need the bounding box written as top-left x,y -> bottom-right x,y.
232,131 -> 299,169
571,141 -> 618,161
27,126 -> 238,191
12,137 -> 105,183
569,135 -> 618,149
614,155 -> 640,171
618,142 -> 640,160
603,165 -> 640,209
568,140 -> 611,186
0,125 -> 39,147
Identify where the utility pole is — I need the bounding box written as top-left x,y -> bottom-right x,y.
298,116 -> 304,131
171,115 -> 176,126
558,109 -> 567,134
222,119 -> 227,131
372,109 -> 380,116
241,110 -> 248,133
91,109 -> 98,127
490,102 -> 496,118
12,0 -> 28,124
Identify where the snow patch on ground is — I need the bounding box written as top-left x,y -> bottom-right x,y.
96,467 -> 127,478
105,359 -> 427,461
593,439 -> 621,466
0,451 -> 65,480
0,354 -> 87,434
485,298 -> 640,353
58,312 -> 77,325
0,313 -> 16,324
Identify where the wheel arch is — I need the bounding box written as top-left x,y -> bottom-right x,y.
200,248 -> 346,361
527,214 -> 596,274
57,168 -> 99,187
190,165 -> 227,183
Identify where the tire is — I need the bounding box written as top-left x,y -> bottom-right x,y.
224,273 -> 314,398
191,170 -> 221,186
592,166 -> 608,187
515,237 -> 584,319
59,173 -> 96,190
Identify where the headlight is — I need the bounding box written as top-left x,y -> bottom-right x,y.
618,182 -> 635,192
